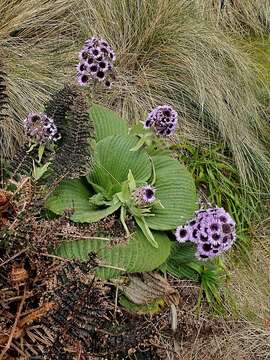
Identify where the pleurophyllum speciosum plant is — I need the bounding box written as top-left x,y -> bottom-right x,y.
44,36 -> 237,283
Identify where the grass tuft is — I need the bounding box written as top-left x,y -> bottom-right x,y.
0,0 -> 76,159
72,0 -> 270,190
197,0 -> 270,37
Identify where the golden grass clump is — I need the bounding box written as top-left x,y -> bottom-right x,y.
196,0 -> 270,37
229,217 -> 270,323
0,0 -> 76,158
178,324 -> 270,360
71,0 -> 270,190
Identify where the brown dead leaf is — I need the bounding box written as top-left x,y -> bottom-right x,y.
122,272 -> 181,306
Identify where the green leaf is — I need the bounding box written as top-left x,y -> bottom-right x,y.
32,162 -> 51,180
167,262 -> 200,281
135,216 -> 158,248
88,135 -> 152,195
87,180 -> 108,197
129,122 -> 145,135
55,229 -> 171,279
169,243 -> 198,263
145,156 -> 197,230
120,205 -> 130,236
26,142 -> 38,153
90,103 -> 128,142
46,178 -> 92,220
127,170 -> 137,192
38,144 -> 45,163
89,193 -> 113,207
46,178 -> 121,223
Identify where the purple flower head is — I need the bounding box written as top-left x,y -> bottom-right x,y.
23,113 -> 61,144
175,226 -> 190,243
175,207 -> 236,260
144,105 -> 178,137
132,185 -> 156,207
79,50 -> 88,61
76,61 -> 87,73
77,72 -> 90,86
77,36 -> 116,88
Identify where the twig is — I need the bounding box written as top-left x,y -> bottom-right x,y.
0,248 -> 28,268
149,339 -> 179,355
100,264 -> 126,271
0,287 -> 26,359
114,285 -> 119,319
171,304 -> 178,332
57,235 -> 111,241
35,252 -> 72,262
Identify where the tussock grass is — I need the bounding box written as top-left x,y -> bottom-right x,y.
196,0 -> 270,37
73,0 -> 270,190
0,0 -> 76,158
229,218 -> 270,322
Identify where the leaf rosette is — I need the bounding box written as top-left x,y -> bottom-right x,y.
46,104 -> 197,278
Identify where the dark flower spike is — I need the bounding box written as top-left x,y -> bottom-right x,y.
144,105 -> 178,137
175,206 -> 236,260
77,36 -> 116,88
91,47 -> 101,58
99,61 -> 109,70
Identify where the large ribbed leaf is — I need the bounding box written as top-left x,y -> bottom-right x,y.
55,229 -> 171,279
45,178 -> 121,223
145,156 -> 197,230
90,103 -> 128,142
88,135 -> 152,195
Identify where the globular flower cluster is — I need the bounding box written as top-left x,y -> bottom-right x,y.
144,105 -> 178,137
23,113 -> 61,144
77,36 -> 115,88
175,207 -> 236,261
132,185 -> 156,207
